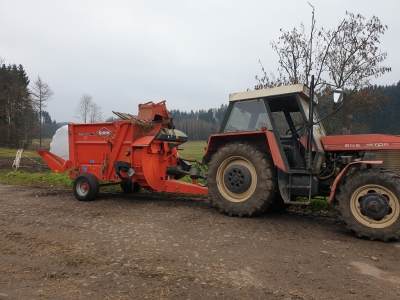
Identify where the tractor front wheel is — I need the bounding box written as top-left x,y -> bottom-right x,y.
335,169 -> 400,242
207,142 -> 276,217
73,173 -> 100,201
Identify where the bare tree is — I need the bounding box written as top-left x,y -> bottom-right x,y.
89,102 -> 104,122
255,11 -> 391,133
31,76 -> 54,148
75,94 -> 92,123
75,94 -> 103,123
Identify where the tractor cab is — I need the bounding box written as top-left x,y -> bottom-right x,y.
216,84 -> 325,174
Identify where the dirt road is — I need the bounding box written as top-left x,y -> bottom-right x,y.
1,183 -> 400,299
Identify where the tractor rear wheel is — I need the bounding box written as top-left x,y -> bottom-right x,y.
335,169 -> 400,242
121,182 -> 141,193
73,173 -> 100,201
207,142 -> 276,217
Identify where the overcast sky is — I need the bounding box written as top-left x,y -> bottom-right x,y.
1,0 -> 399,122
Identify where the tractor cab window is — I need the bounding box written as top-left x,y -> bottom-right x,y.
267,97 -> 306,137
271,111 -> 305,137
224,99 -> 268,132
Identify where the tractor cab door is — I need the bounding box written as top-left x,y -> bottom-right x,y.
266,94 -> 324,173
267,97 -> 307,170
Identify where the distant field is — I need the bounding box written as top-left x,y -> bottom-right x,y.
0,140 -> 206,159
0,148 -> 41,159
177,140 -> 207,159
30,138 -> 52,149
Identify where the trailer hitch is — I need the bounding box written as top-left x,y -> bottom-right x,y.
166,166 -> 205,180
113,161 -> 135,183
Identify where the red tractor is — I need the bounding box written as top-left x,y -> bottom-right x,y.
203,83 -> 400,242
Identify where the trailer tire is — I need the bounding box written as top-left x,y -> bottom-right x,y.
335,169 -> 400,242
121,182 -> 141,193
73,173 -> 100,201
207,142 -> 276,217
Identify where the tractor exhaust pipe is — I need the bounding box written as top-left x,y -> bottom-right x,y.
307,75 -> 315,171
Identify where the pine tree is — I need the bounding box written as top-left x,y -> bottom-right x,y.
31,76 -> 54,148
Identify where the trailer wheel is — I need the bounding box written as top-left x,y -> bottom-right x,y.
73,173 -> 100,201
335,169 -> 400,242
207,142 -> 276,217
121,182 -> 141,193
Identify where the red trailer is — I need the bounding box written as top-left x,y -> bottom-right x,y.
38,101 -> 208,201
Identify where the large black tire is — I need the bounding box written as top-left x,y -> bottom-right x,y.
207,142 -> 276,217
73,173 -> 100,201
335,169 -> 400,242
120,182 -> 141,193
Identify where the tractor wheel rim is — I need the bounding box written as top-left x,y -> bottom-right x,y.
216,156 -> 257,203
76,180 -> 89,197
350,184 -> 400,229
223,164 -> 252,193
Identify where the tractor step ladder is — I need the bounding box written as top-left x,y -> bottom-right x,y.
284,173 -> 313,205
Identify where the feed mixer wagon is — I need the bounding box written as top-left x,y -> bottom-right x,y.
38,101 -> 208,200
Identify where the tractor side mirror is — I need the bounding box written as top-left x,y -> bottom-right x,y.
333,89 -> 343,103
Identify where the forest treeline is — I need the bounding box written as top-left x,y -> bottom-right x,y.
169,105 -> 227,140
0,63 -> 60,148
370,81 -> 400,134
0,63 -> 36,147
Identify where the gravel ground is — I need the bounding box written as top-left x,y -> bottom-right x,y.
1,156 -> 400,299
1,182 -> 400,300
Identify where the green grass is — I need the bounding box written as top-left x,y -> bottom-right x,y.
178,140 -> 208,160
0,170 -> 73,188
287,197 -> 335,213
0,148 -> 42,159
308,199 -> 335,212
0,146 -> 71,187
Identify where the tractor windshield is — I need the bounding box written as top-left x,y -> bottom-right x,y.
223,99 -> 269,133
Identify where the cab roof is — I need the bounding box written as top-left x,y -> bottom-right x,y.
229,84 -> 318,104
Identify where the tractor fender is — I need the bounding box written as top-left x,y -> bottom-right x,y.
203,130 -> 286,171
329,160 -> 383,202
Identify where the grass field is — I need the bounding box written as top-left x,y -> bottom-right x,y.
178,140 -> 208,159
0,148 -> 42,159
1,140 -> 206,159
1,170 -> 72,187
30,138 -> 52,149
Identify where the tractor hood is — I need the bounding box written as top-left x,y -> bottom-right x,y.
321,134 -> 400,151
